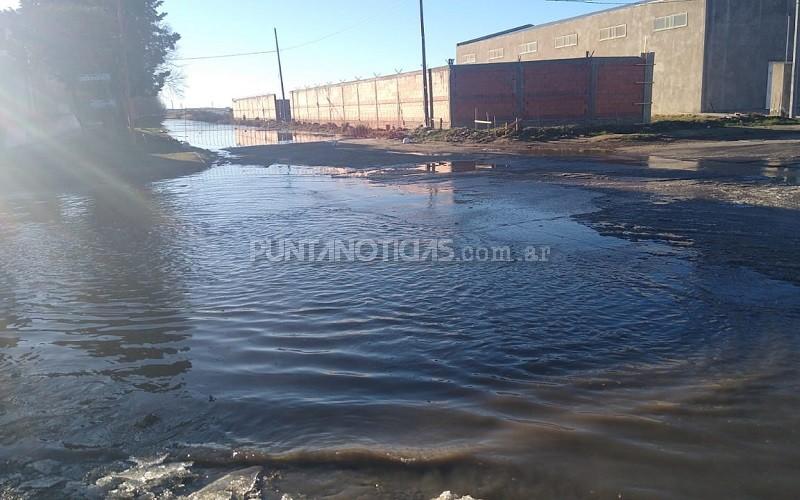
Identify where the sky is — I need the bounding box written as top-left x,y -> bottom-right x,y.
2,0 -> 641,108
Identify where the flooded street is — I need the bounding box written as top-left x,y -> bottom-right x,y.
1,124 -> 800,499
165,120 -> 335,151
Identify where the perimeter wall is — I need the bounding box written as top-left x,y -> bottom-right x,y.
286,55 -> 651,130
233,94 -> 291,122
450,55 -> 651,127
290,67 -> 452,129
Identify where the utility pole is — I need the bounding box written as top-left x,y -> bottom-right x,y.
116,0 -> 133,133
419,0 -> 430,128
791,0 -> 800,118
273,28 -> 286,121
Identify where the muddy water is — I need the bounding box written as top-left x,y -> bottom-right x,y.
164,119 -> 334,151
1,134 -> 799,498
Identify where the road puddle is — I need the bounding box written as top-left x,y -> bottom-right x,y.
163,119 -> 335,151
646,155 -> 800,184
415,160 -> 510,174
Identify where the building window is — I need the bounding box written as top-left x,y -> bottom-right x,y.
555,33 -> 578,49
600,24 -> 627,41
462,53 -> 476,64
488,48 -> 505,60
519,41 -> 538,55
654,12 -> 688,31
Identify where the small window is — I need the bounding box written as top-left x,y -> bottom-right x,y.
461,53 -> 476,64
654,12 -> 688,31
519,41 -> 538,55
488,48 -> 505,60
555,33 -> 578,49
600,24 -> 627,41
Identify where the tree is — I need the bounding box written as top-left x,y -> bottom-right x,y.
117,0 -> 180,98
0,8 -> 23,59
15,0 -> 180,116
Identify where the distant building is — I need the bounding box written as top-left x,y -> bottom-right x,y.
455,0 -> 796,115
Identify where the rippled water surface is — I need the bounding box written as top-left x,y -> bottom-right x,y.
1,130 -> 800,499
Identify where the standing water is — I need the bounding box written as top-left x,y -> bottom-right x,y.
1,122 -> 799,498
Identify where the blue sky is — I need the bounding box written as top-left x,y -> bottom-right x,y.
165,0 -> 640,107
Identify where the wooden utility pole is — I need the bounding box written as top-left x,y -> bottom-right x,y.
419,0 -> 430,128
274,28 -> 287,121
274,28 -> 286,101
117,0 -> 133,133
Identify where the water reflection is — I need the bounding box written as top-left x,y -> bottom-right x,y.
647,155 -> 800,184
162,119 -> 332,150
235,128 -> 331,147
417,160 -> 508,174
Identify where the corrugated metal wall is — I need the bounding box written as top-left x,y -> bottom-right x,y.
291,67 -> 451,129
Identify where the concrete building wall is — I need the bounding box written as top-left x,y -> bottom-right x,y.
456,0 -> 708,114
232,94 -> 278,121
290,67 -> 452,129
702,0 -> 794,112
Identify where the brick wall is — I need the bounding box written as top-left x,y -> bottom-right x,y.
283,56 -> 651,130
450,55 -> 650,127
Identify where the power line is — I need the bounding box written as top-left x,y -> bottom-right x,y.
173,1 -> 403,62
174,0 -> 697,62
545,0 -> 696,4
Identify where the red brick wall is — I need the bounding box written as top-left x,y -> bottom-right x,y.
594,61 -> 645,120
449,65 -> 517,125
522,61 -> 590,121
450,56 -> 647,127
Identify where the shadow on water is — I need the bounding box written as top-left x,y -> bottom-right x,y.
0,184 -> 194,462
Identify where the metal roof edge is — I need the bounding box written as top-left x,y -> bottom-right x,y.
456,0 -> 664,47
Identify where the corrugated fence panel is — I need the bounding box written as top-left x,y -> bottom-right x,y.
288,67 -> 451,129
232,94 -> 278,121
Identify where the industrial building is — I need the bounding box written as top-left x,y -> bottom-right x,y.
456,0 -> 798,115
232,93 -> 291,122
290,55 -> 652,129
